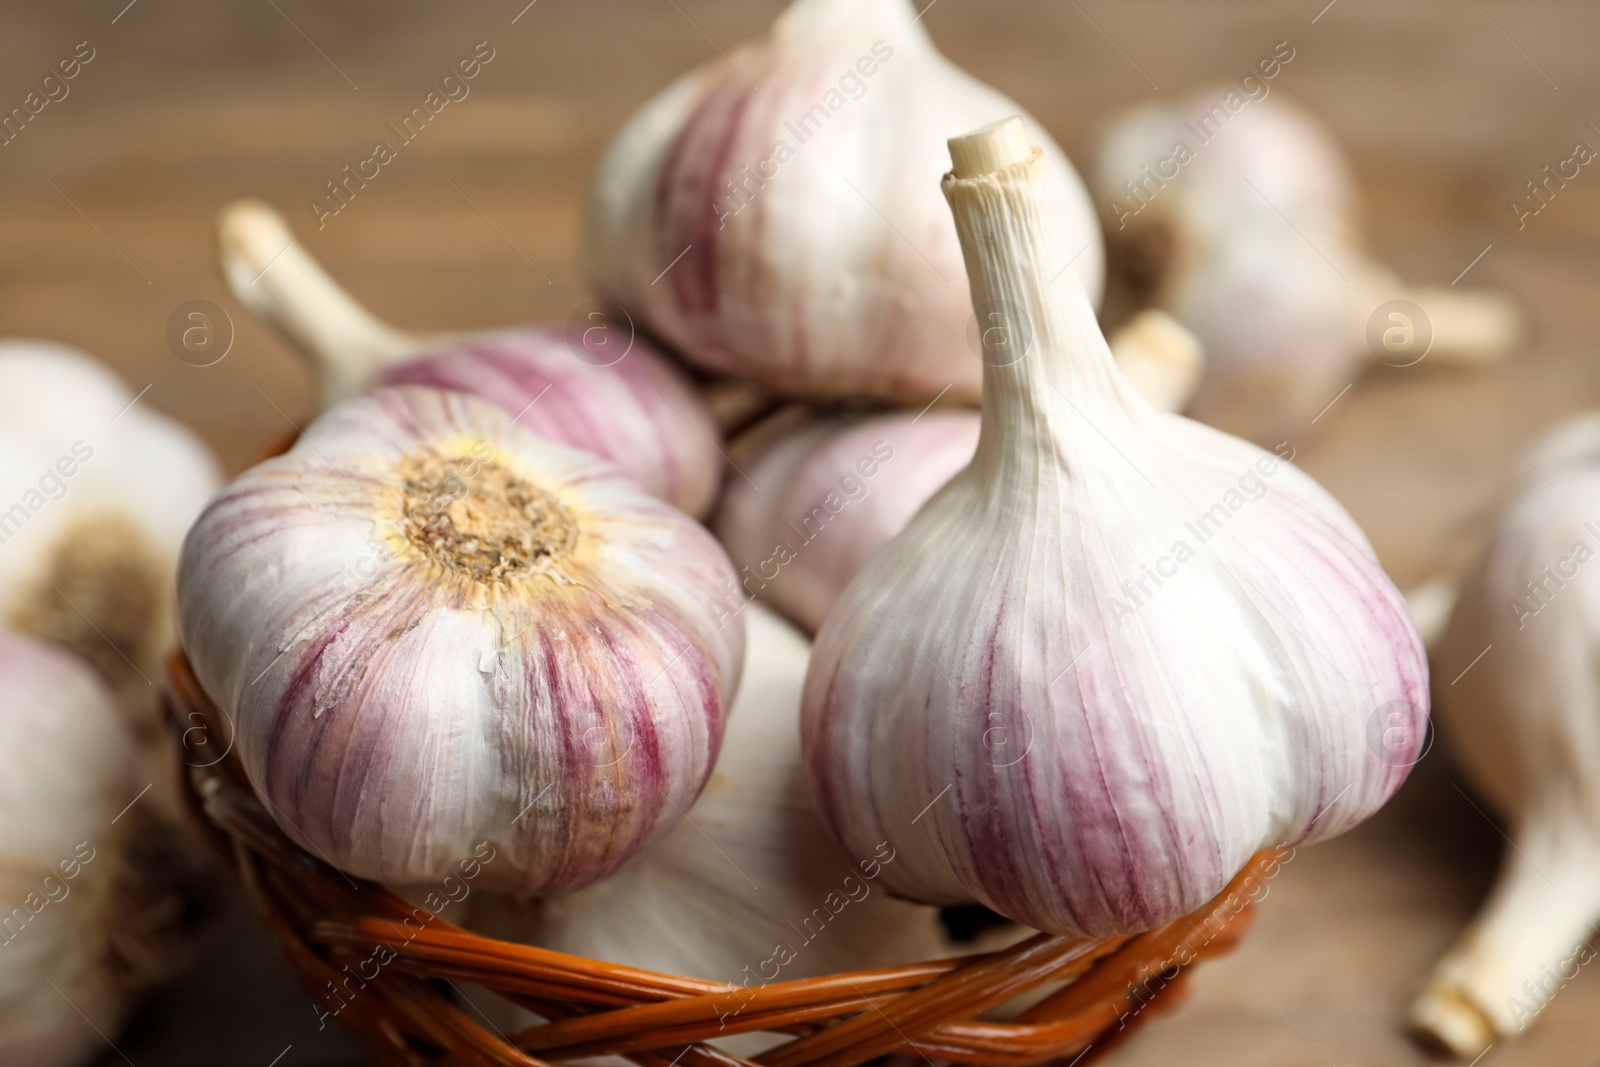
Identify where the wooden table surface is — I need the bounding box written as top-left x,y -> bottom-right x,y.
3,0 -> 1598,1063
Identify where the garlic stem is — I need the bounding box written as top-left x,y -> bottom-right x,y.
1412,801 -> 1600,1056
216,199 -> 418,405
1107,309 -> 1204,414
1356,265 -> 1522,369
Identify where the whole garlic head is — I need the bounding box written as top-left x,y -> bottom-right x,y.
218,200 -> 725,518
0,342 -> 221,735
178,386 -> 745,895
476,605 -> 947,990
0,635 -> 201,1067
584,0 -> 1102,405
802,118 -> 1428,937
1413,413 -> 1600,1056
1094,90 -> 1520,443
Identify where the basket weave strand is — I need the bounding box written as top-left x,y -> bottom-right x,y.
166,646 -> 1271,1067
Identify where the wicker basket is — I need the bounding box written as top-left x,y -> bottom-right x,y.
165,647 -> 1278,1067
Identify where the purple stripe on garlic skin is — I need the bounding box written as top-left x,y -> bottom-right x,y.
583,0 -> 1103,405
801,119 -> 1427,938
715,410 -> 980,633
379,328 -> 722,518
178,386 -> 744,896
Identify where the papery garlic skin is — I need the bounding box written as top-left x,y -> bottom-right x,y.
716,411 -> 979,633
178,386 -> 744,894
802,118 -> 1428,937
715,323 -> 1203,634
0,635 -> 140,1067
1094,92 -> 1519,443
584,0 -> 1102,405
1412,413 -> 1600,1056
476,605 -> 947,989
0,342 -> 221,735
218,200 -> 724,517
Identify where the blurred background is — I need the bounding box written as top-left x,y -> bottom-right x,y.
2,0 -> 1598,1063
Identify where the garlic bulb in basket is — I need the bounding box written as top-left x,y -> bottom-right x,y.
1094,89 -> 1520,442
177,386 -> 745,894
0,342 -> 221,735
715,316 -> 1202,633
475,604 -> 946,1000
583,0 -> 1102,405
1411,413 -> 1600,1056
218,200 -> 724,518
0,634 -> 209,1067
802,117 -> 1428,938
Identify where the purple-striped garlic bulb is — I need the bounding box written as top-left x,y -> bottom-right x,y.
177,386 -> 745,894
801,118 -> 1428,937
583,0 -> 1102,405
1093,89 -> 1520,444
217,200 -> 724,518
714,317 -> 1201,634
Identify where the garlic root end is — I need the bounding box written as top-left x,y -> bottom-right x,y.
216,199 -> 419,408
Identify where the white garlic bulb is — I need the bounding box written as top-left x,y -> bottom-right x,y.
1412,412 -> 1600,1056
218,200 -> 725,518
177,386 -> 745,895
0,342 -> 221,735
475,604 -> 947,1008
802,117 -> 1428,937
583,0 -> 1102,405
714,316 -> 1203,633
0,634 -> 202,1067
1094,89 -> 1521,442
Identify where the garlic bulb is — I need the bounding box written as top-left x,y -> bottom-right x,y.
475,604 -> 947,1001
714,316 -> 1202,633
583,0 -> 1102,405
0,634 -> 206,1067
802,117 -> 1428,937
1094,90 -> 1521,442
218,200 -> 724,518
0,342 -> 221,735
177,386 -> 745,894
1412,412 -> 1600,1056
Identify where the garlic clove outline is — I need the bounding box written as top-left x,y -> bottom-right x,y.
1412,412 -> 1600,1055
177,385 -> 745,895
1094,90 -> 1521,442
801,116 -> 1428,937
583,0 -> 1103,406
217,199 -> 725,518
0,341 -> 221,737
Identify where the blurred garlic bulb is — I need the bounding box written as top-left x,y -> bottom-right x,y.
218,200 -> 724,518
803,118 -> 1428,937
715,316 -> 1202,633
1412,413 -> 1600,1056
0,342 -> 220,735
178,386 -> 745,894
1094,88 -> 1520,443
0,635 -> 207,1067
476,604 -> 946,995
584,0 -> 1102,405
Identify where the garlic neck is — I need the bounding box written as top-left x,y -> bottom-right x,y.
217,200 -> 418,408
942,119 -> 1132,462
773,0 -> 930,45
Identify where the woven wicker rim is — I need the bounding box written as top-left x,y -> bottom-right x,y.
165,645 -> 1279,1067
